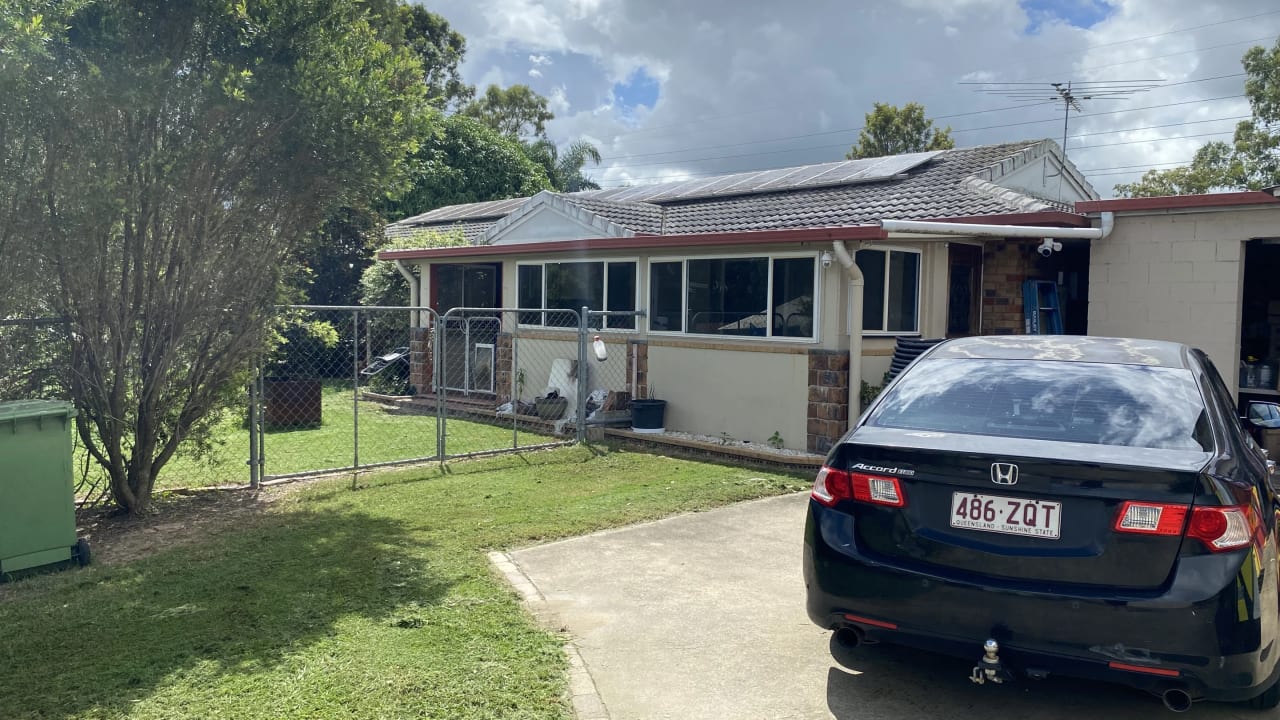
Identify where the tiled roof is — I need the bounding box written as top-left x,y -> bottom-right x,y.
383,140 -> 1089,244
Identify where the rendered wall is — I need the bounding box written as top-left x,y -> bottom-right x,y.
647,343 -> 811,451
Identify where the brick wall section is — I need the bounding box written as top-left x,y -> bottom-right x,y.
626,340 -> 649,398
982,240 -> 1050,335
409,326 -> 432,395
807,350 -> 849,454
494,333 -> 513,404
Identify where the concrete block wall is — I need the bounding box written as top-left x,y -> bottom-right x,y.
1087,209 -> 1280,391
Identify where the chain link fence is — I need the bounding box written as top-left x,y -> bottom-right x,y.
1,305 -> 644,502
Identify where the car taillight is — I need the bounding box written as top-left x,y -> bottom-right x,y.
851,473 -> 906,507
1114,501 -> 1256,552
811,466 -> 852,507
811,468 -> 907,508
1114,501 -> 1187,535
1187,506 -> 1255,552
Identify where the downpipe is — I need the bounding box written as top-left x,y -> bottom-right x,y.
831,240 -> 864,431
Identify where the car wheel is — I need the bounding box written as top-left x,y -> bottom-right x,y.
1247,677 -> 1280,710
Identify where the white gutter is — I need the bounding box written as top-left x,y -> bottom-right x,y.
394,260 -> 420,326
831,241 -> 864,431
878,212 -> 1114,240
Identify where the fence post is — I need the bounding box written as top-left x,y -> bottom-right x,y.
435,312 -> 445,462
256,354 -> 265,480
577,306 -> 589,445
352,310 -> 360,482
248,359 -> 259,489
511,313 -> 519,450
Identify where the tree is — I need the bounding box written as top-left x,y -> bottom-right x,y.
8,0 -> 429,514
301,2 -> 471,307
524,138 -> 603,192
1116,37 -> 1280,197
385,114 -> 553,219
463,84 -> 555,139
846,102 -> 955,160
397,4 -> 472,109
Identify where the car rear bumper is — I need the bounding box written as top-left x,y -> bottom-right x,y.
804,500 -> 1280,701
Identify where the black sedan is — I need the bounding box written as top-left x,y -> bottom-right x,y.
804,336 -> 1280,712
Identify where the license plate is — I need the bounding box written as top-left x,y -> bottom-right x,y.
950,492 -> 1062,539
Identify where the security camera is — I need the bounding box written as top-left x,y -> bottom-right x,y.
820,250 -> 833,269
1037,238 -> 1063,257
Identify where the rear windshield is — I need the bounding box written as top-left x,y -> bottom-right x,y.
867,358 -> 1211,451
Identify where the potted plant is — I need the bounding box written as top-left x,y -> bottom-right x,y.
630,385 -> 667,434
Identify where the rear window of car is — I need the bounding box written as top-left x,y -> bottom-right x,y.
867,358 -> 1212,451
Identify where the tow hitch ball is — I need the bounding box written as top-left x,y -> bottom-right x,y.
970,639 -> 1005,685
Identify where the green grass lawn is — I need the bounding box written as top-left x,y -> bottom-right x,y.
84,384 -> 555,491
1,446 -> 811,719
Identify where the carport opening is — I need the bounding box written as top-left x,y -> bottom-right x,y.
1240,240 -> 1280,397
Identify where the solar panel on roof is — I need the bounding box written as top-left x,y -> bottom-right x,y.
756,162 -> 839,190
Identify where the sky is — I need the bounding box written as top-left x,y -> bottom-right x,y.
420,0 -> 1280,198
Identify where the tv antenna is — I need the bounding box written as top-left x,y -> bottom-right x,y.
960,79 -> 1164,199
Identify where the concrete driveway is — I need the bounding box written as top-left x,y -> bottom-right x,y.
500,492 -> 1254,719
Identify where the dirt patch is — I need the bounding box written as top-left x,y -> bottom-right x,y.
75,486 -> 286,568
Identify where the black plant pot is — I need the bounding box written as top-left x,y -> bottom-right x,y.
630,399 -> 667,434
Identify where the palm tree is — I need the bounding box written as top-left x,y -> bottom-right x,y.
525,139 -> 603,192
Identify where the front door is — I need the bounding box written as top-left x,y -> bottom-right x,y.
947,243 -> 984,338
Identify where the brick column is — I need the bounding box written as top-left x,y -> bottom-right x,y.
626,339 -> 649,398
495,333 -> 513,404
409,325 -> 433,396
807,350 -> 849,454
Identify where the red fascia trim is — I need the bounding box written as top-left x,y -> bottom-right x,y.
377,225 -> 889,261
1077,192 -> 1280,213
921,210 -> 1091,228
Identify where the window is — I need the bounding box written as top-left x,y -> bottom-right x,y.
517,260 -> 638,329
856,248 -> 919,333
649,262 -> 683,332
867,359 -> 1212,451
648,255 -> 817,339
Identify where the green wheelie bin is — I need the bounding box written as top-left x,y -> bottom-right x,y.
0,400 -> 89,576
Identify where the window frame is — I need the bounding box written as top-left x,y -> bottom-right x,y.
850,245 -> 923,337
646,251 -> 821,343
515,257 -> 641,330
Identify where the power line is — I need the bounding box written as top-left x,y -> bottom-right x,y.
1071,129 -> 1235,151
1082,9 -> 1280,51
599,95 -> 1247,171
597,74 -> 1245,165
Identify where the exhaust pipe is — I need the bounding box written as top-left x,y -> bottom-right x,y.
1161,687 -> 1192,713
832,625 -> 863,651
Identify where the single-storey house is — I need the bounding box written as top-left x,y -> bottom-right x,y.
380,139 -> 1106,454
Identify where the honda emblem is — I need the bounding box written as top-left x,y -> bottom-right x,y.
991,463 -> 1019,486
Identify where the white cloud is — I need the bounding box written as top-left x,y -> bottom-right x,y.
529,53 -> 552,66
428,0 -> 1280,195
528,68 -> 543,78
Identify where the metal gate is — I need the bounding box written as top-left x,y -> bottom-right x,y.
246,305 -> 642,486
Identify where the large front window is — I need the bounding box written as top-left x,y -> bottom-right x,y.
517,260 -> 638,329
648,254 -> 817,339
856,248 -> 919,333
